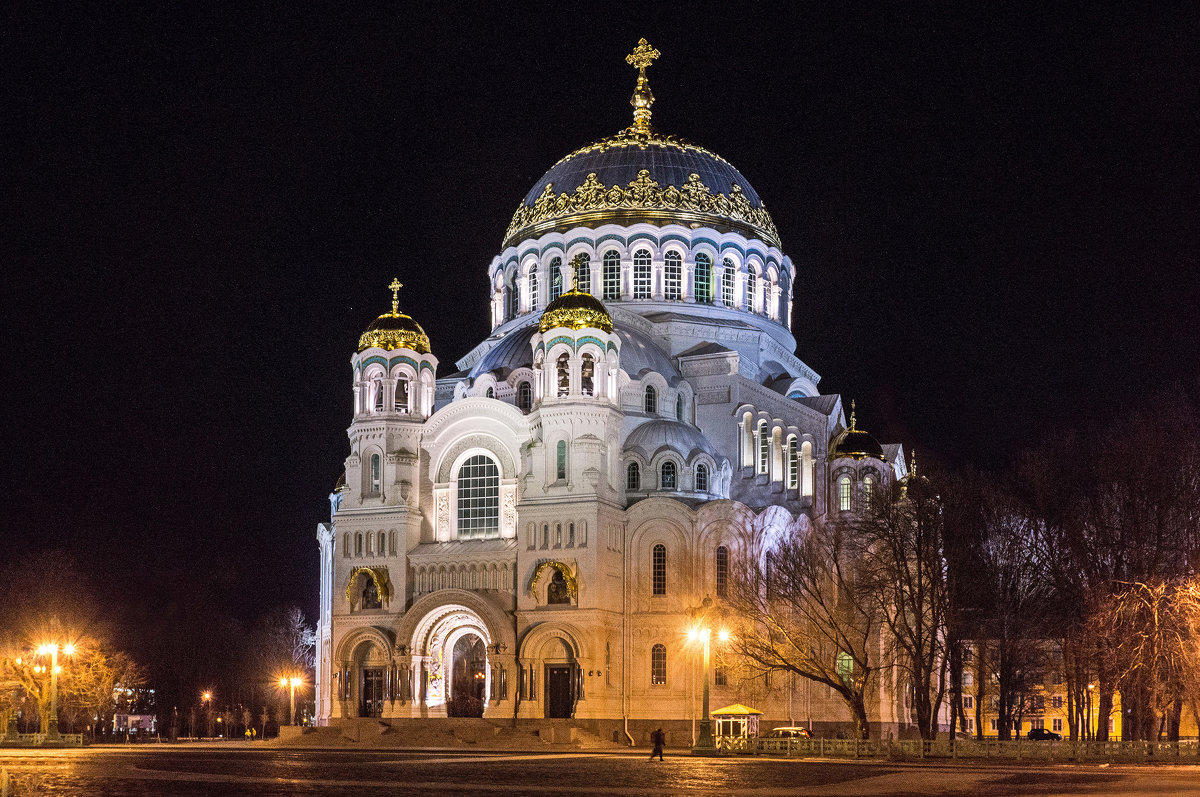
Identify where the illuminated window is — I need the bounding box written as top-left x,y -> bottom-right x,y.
722,258 -> 735,306
549,256 -> 563,301
747,269 -> 758,312
837,651 -> 854,684
651,644 -> 667,685
664,251 -> 681,299
627,462 -> 640,491
556,440 -> 567,481
660,461 -> 676,490
695,253 -> 712,303
602,251 -> 621,299
644,385 -> 657,413
652,544 -> 666,595
757,421 -> 769,474
863,475 -> 875,507
787,436 -> 798,488
528,269 -> 539,310
696,463 -> 709,492
581,354 -> 594,396
715,545 -> 728,597
457,455 -> 500,539
633,248 -> 651,298
801,441 -> 814,498
516,381 -> 532,412
575,253 -> 591,294
394,377 -> 409,412
838,475 -> 852,511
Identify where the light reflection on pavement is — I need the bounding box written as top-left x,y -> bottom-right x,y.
2,746 -> 1200,796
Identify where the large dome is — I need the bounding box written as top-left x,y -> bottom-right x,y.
502,39 -> 779,249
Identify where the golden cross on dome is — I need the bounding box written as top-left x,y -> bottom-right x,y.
625,38 -> 660,133
388,278 -> 403,315
850,399 -> 857,430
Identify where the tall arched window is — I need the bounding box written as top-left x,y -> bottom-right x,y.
696,463 -> 709,492
722,257 -> 735,306
652,544 -> 666,595
549,256 -> 563,301
370,453 -> 381,495
675,394 -> 684,420
556,440 -> 567,481
633,248 -> 652,299
343,533 -> 351,558
373,379 -> 384,412
787,436 -> 798,489
378,531 -> 385,556
528,269 -> 539,310
457,455 -> 500,538
355,532 -> 363,556
627,462 -> 641,491
757,421 -> 769,474
485,386 -> 494,399
695,252 -> 713,303
863,474 -> 875,507
580,353 -> 594,396
644,385 -> 657,413
507,270 -> 520,318
556,352 -> 570,397
660,461 -> 676,490
801,441 -> 814,498
651,644 -> 667,685
575,253 -> 591,293
664,250 -> 681,300
838,475 -> 852,512
517,381 -> 532,412
602,251 -> 621,299
716,545 -> 728,597
747,269 -> 758,312
394,377 -> 409,412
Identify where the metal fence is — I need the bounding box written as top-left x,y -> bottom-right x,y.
0,733 -> 85,748
712,736 -> 1200,762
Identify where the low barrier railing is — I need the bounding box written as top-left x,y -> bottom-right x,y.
716,737 -> 1200,761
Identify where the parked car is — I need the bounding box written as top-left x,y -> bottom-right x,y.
764,726 -> 812,739
1027,728 -> 1062,741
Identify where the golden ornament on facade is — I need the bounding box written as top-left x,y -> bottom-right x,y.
528,560 -> 578,599
345,566 -> 391,603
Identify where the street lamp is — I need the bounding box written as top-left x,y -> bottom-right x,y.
687,596 -> 729,751
280,676 -> 303,725
35,642 -> 75,741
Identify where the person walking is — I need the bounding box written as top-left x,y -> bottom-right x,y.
649,727 -> 665,761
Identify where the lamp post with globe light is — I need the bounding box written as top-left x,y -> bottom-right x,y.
687,596 -> 729,751
35,642 -> 75,741
280,676 -> 303,725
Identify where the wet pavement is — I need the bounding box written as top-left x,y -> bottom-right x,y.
1,746 -> 1198,795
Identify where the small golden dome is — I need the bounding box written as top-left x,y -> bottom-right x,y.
829,400 -> 885,461
538,257 -> 614,333
358,278 -> 431,354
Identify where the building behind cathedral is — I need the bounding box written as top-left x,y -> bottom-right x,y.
315,40 -> 910,741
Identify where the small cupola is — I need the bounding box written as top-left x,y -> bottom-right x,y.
358,278 -> 431,353
829,400 -> 885,461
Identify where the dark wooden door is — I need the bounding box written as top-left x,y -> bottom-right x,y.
546,665 -> 573,719
360,668 -> 384,717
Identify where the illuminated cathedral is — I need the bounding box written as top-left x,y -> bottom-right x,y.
315,40 -> 908,742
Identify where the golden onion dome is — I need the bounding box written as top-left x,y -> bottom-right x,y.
829,401 -> 885,461
539,257 -> 613,333
357,278 -> 431,354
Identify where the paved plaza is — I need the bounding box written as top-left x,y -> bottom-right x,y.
3,746 -> 1200,796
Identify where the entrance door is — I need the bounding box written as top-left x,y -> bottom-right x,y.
360,668 -> 384,717
546,665 -> 573,719
448,635 -> 486,717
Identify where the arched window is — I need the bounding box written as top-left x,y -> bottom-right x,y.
627,462 -> 641,491
787,436 -> 798,489
801,441 -> 814,498
367,531 -> 374,555
644,385 -> 657,413
664,250 -> 681,299
633,248 -> 652,299
722,257 -> 735,306
556,440 -> 567,481
549,256 -> 563,301
373,379 -> 384,412
660,461 -> 676,490
394,377 -> 409,412
757,421 -> 769,474
696,463 -> 709,492
602,251 -> 621,300
580,353 -> 594,396
838,475 -> 852,512
556,353 -> 570,397
695,252 -> 713,303
716,545 -> 728,598
575,253 -> 591,294
485,386 -> 494,399
507,270 -> 520,318
651,644 -> 667,685
516,381 -> 532,412
370,453 -> 382,495
528,268 -> 539,310
343,533 -> 351,557
863,474 -> 875,507
378,531 -> 385,556
457,454 -> 500,538
675,394 -> 684,420
652,544 -> 667,595
389,530 -> 396,555
747,269 -> 758,312
355,532 -> 363,556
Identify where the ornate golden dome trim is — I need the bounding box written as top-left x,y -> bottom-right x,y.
538,297 -> 614,333
505,169 -> 779,248
357,323 -> 431,354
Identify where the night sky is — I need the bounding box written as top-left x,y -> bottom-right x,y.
5,5 -> 1198,634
